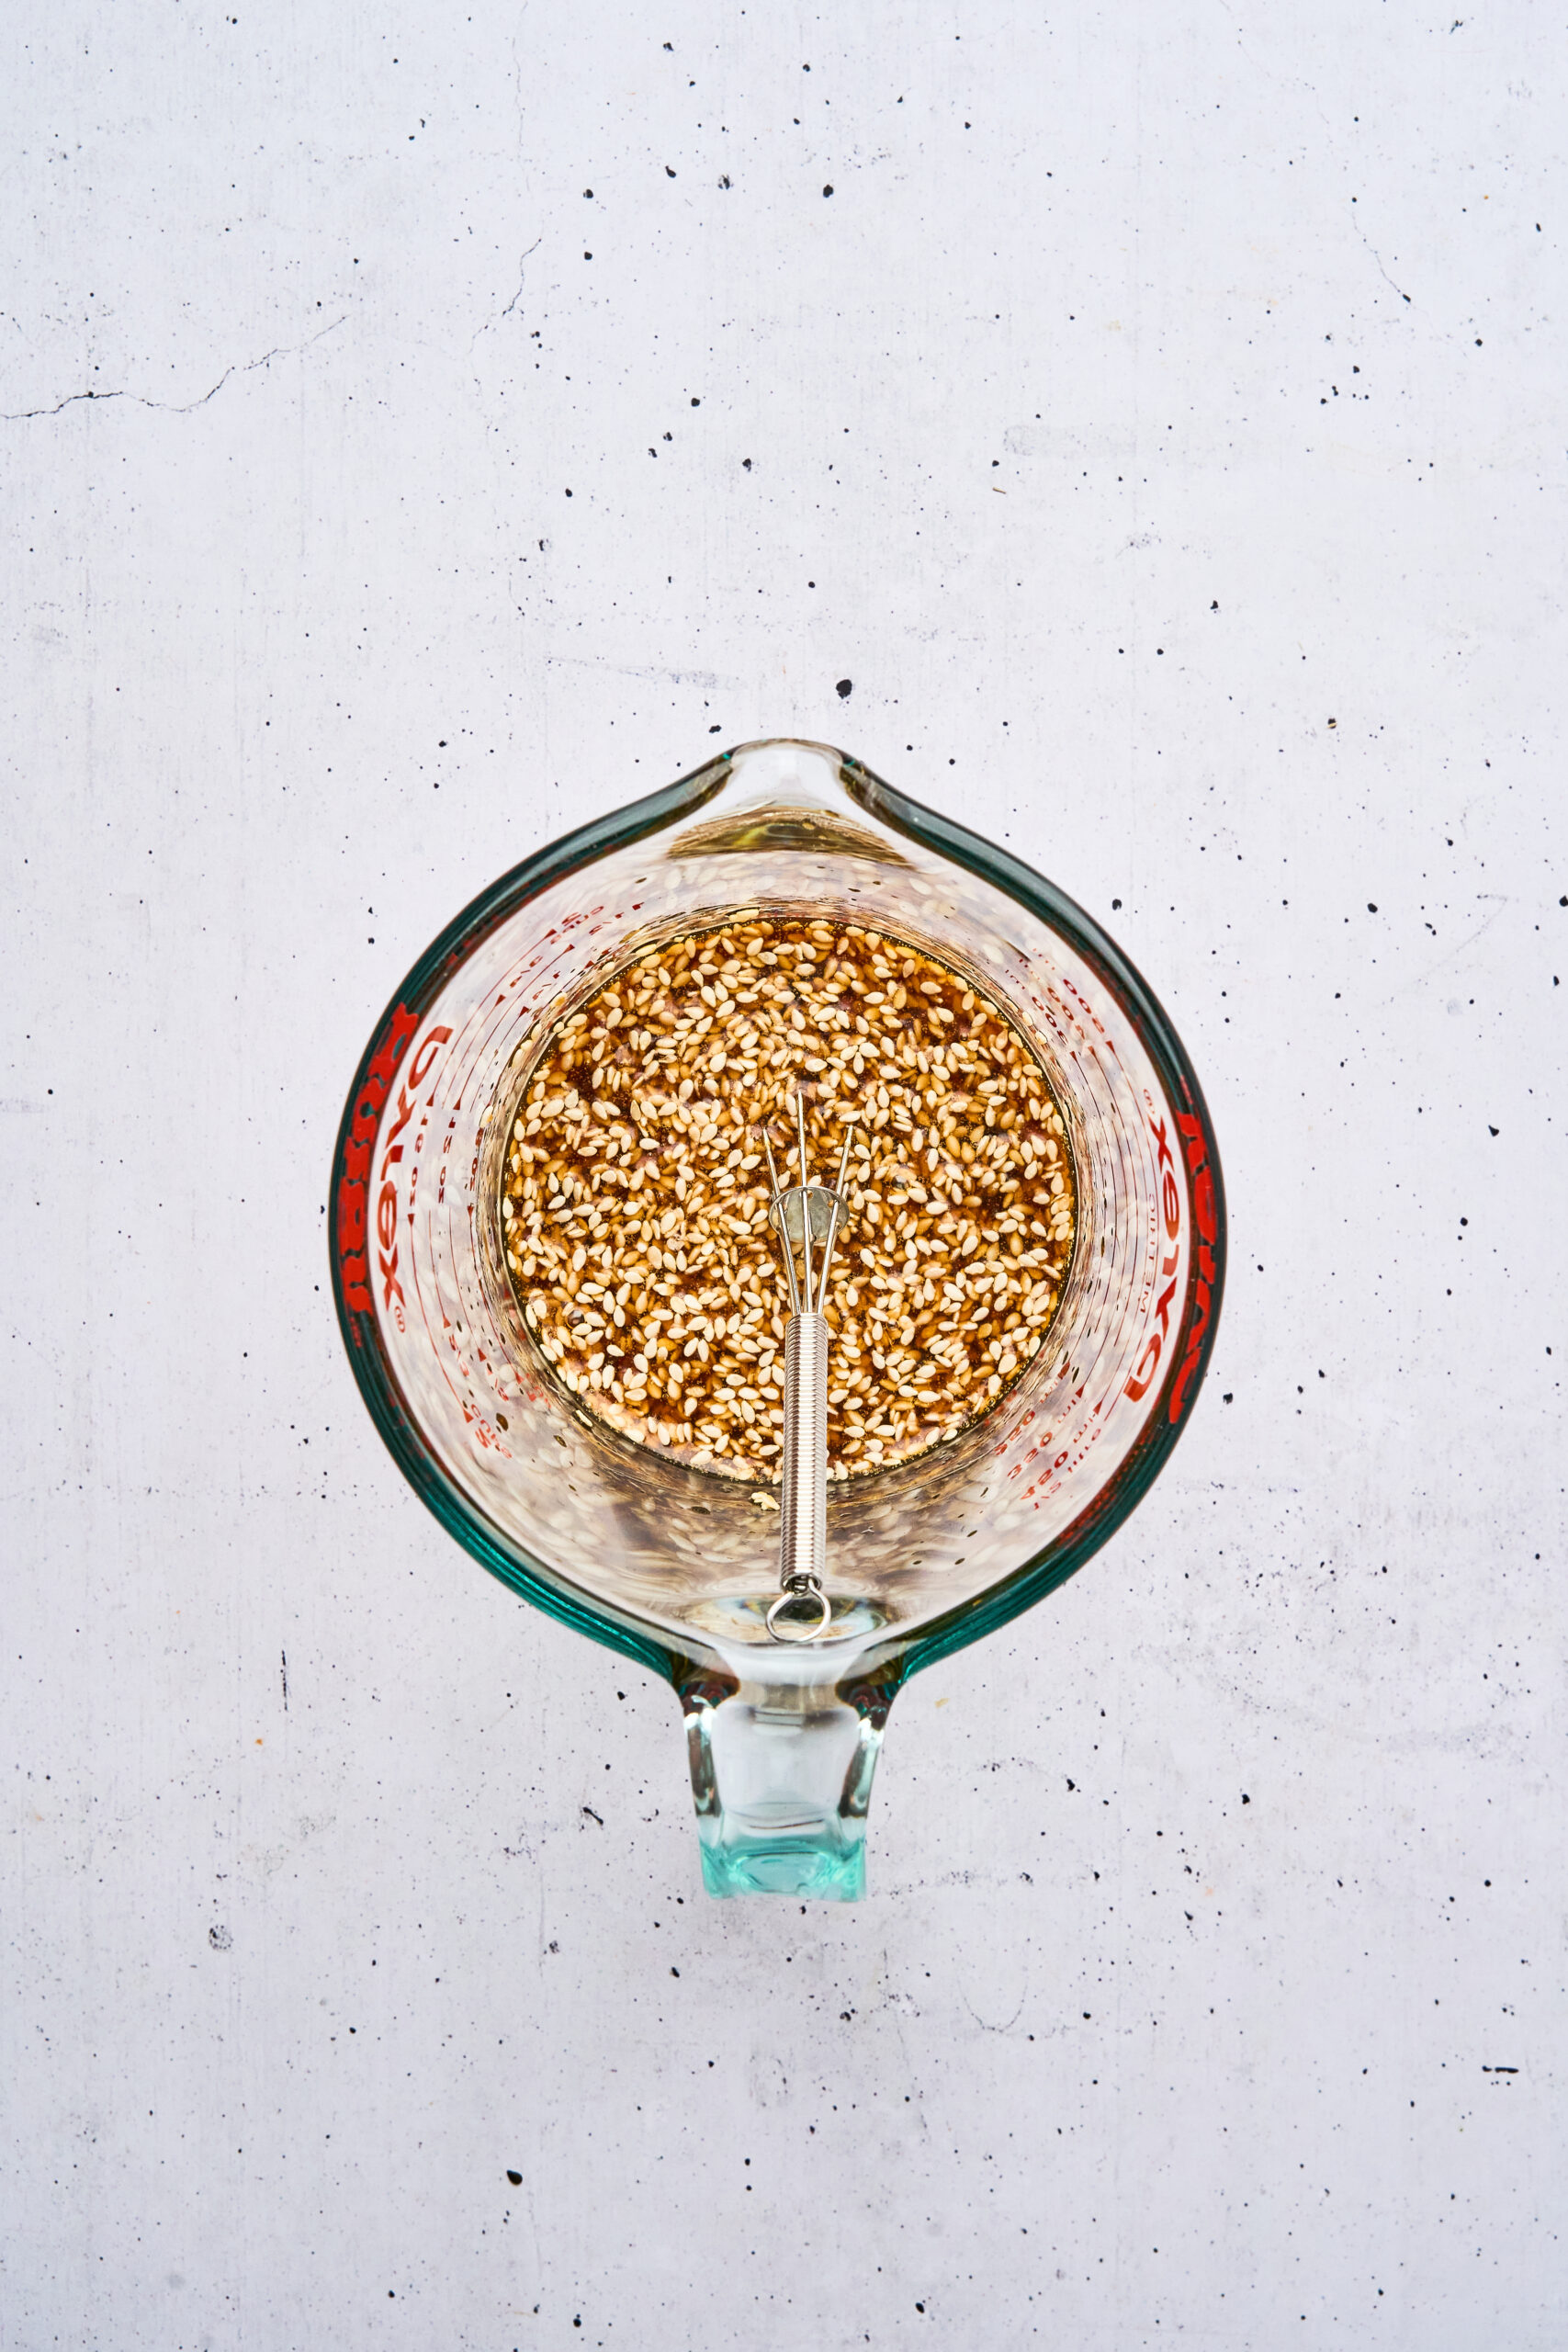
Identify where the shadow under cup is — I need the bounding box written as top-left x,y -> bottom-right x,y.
332,740 -> 1224,1899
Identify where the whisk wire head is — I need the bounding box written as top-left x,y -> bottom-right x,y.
762,1094 -> 854,1318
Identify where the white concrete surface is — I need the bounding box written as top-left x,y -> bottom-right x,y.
4,5 -> 1564,2346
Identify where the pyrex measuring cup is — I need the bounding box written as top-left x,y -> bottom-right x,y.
331,740 -> 1224,1898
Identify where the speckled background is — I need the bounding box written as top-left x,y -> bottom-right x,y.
4,5 -> 1563,2346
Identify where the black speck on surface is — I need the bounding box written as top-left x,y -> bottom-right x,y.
666,164 -> 676,177
1111,897 -> 1122,909
836,677 -> 852,699
742,457 -> 752,469
1367,901 -> 1378,911
823,183 -> 834,197
1223,1392 -> 1234,1403
506,2169 -> 523,2185
209,1925 -> 231,1950
671,1965 -> 680,1977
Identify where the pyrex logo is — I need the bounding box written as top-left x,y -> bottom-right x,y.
1121,1106 -> 1217,1419
337,1011 -> 452,1325
1122,1112 -> 1183,1407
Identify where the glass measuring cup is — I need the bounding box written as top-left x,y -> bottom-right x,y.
331,740 -> 1225,1898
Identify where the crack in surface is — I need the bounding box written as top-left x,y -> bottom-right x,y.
1348,208 -> 1414,306
1213,3 -> 1416,311
499,237 -> 543,322
469,234 -> 545,416
2,311 -> 349,422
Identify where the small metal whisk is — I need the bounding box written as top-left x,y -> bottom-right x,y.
761,1096 -> 853,1642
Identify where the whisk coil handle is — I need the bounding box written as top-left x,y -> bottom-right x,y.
778,1311 -> 829,1590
